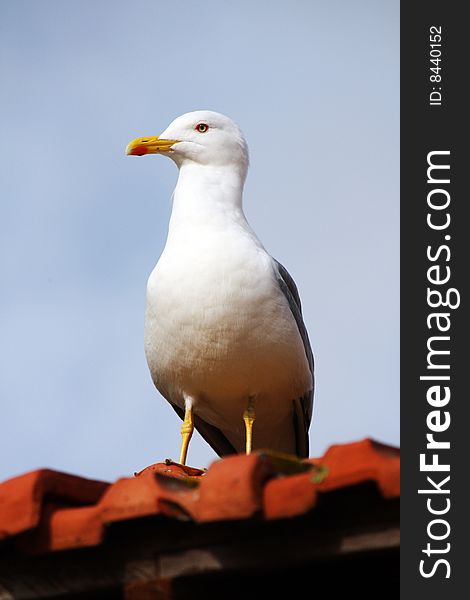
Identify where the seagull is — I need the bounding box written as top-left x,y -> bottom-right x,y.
126,111 -> 314,465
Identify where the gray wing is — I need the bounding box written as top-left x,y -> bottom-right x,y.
273,259 -> 314,458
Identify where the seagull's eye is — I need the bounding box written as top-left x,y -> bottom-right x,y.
195,123 -> 209,133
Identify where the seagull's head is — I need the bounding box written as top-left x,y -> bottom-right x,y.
126,110 -> 249,178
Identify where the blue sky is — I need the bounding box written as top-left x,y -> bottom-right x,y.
0,0 -> 399,482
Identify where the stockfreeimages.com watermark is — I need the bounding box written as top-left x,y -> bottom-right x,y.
418,151 -> 460,580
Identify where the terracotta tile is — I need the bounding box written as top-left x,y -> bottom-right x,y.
0,469 -> 108,540
97,473 -> 199,525
196,453 -> 273,522
16,504 -> 104,554
124,578 -> 173,600
0,439 -> 400,555
263,472 -> 319,520
136,460 -> 205,480
98,476 -> 164,523
311,438 -> 400,498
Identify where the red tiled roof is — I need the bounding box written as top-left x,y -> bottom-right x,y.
0,438 -> 399,555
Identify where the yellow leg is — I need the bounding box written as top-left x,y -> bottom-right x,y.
243,397 -> 256,455
179,404 -> 194,466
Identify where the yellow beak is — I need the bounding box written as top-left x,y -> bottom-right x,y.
126,136 -> 179,156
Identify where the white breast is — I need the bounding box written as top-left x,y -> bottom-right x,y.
144,224 -> 311,440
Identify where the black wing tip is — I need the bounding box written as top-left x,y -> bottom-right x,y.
293,394 -> 312,458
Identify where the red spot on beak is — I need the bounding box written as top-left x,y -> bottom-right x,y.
131,145 -> 149,156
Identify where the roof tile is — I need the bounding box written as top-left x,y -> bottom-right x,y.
136,460 -> 205,480
263,472 -> 318,520
312,438 -> 400,498
0,438 -> 399,555
16,504 -> 105,554
100,473 -> 198,523
0,469 -> 108,541
195,452 -> 273,522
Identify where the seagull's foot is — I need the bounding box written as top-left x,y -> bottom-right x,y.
179,405 -> 194,466
243,396 -> 256,455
